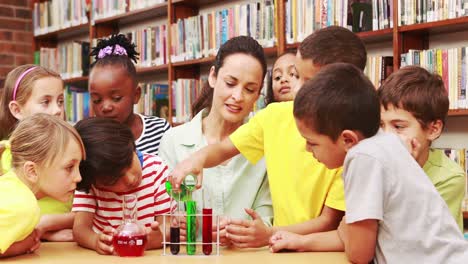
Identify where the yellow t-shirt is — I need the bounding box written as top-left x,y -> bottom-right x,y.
230,102 -> 345,226
1,148 -> 72,215
0,170 -> 40,253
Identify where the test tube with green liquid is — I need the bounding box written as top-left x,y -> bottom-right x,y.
184,175 -> 197,255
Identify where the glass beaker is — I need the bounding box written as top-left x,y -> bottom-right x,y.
113,194 -> 147,257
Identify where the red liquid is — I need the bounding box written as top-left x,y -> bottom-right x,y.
113,234 -> 147,257
202,208 -> 212,255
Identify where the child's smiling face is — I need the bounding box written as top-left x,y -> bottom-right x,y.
89,65 -> 140,124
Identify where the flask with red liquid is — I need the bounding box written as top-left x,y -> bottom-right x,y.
113,194 -> 147,257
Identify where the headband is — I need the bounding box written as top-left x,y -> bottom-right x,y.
98,44 -> 128,59
12,66 -> 37,101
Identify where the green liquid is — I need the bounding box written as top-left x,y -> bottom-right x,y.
186,200 -> 197,255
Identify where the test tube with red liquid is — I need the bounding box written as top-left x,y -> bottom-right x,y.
202,188 -> 212,255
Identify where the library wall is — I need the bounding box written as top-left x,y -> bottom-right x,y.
0,0 -> 33,88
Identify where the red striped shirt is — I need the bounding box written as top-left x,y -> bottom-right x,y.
72,154 -> 173,233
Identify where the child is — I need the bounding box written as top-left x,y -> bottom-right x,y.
378,66 -> 466,231
0,65 -> 76,242
159,36 -> 273,247
271,63 -> 468,263
264,51 -> 299,105
0,114 -> 84,258
72,118 -> 172,255
169,26 -> 367,248
88,34 -> 170,155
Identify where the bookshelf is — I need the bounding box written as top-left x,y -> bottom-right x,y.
31,0 -> 468,220
30,0 -> 468,118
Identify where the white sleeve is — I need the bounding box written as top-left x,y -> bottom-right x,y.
344,153 -> 386,224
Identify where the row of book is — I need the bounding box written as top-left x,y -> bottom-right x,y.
170,0 -> 276,63
285,0 -> 393,44
171,79 -> 203,123
33,0 -> 88,36
134,83 -> 169,120
92,0 -> 166,21
35,42 -> 90,80
124,25 -> 168,68
398,0 -> 468,26
64,86 -> 91,123
364,56 -> 394,88
401,47 -> 468,110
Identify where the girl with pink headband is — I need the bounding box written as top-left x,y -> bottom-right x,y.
0,64 -> 75,243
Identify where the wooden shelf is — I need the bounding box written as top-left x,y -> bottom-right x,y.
171,46 -> 277,68
136,64 -> 169,74
264,46 -> 278,56
173,0 -> 221,7
34,23 -> 89,41
464,211 -> 468,219
94,3 -> 168,26
448,109 -> 468,117
63,76 -> 88,85
356,28 -> 393,42
399,17 -> 468,35
172,56 -> 216,67
285,28 -> 393,50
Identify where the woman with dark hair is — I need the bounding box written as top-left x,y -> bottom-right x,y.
159,36 -> 273,247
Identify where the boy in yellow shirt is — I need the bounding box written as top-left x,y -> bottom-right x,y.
170,26 -> 367,248
378,66 -> 465,230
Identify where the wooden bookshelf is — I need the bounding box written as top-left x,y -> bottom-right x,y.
399,17 -> 468,35
93,3 -> 168,26
285,28 -> 393,51
464,211 -> 468,220
357,28 -> 393,43
33,0 -> 468,121
136,64 -> 169,74
63,76 -> 88,85
34,23 -> 89,40
448,109 -> 468,117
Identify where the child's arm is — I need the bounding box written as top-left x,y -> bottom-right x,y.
337,218 -> 378,264
36,212 -> 75,241
73,211 -> 114,255
170,138 -> 240,189
0,230 -> 40,258
275,206 -> 344,235
227,205 -> 343,248
269,230 -> 344,252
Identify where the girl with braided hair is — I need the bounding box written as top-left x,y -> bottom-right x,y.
89,34 -> 170,155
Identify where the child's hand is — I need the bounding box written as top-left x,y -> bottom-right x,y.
1,229 -> 41,257
95,227 -> 114,255
398,134 -> 422,164
145,221 -> 163,249
225,208 -> 272,248
269,231 -> 305,253
169,156 -> 204,190
215,216 -> 232,247
26,229 -> 41,253
41,229 -> 74,242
